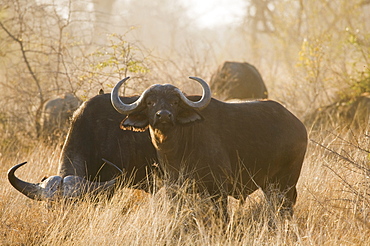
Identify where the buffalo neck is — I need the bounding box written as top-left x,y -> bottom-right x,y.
149,124 -> 200,175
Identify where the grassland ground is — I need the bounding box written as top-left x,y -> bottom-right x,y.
1,124 -> 369,245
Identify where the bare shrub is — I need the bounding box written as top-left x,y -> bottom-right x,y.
0,0 -> 151,146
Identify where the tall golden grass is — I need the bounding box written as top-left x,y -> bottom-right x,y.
1,124 -> 369,245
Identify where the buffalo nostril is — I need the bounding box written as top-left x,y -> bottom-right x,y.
156,110 -> 172,120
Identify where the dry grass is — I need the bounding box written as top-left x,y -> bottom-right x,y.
1,125 -> 369,245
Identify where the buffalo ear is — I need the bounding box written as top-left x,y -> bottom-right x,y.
121,113 -> 149,132
177,108 -> 203,124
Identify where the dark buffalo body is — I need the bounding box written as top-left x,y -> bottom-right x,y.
210,61 -> 268,100
59,93 -> 157,183
111,77 -> 307,217
8,93 -> 158,200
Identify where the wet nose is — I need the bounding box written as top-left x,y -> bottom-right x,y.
155,110 -> 173,121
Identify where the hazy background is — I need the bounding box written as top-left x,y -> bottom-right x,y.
0,0 -> 369,147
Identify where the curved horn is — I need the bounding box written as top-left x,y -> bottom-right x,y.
111,77 -> 150,115
175,77 -> 212,110
8,162 -> 51,200
8,162 -> 116,201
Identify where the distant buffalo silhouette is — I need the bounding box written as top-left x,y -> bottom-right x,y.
37,93 -> 82,141
210,61 -> 268,100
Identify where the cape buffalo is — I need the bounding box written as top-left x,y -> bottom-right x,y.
210,61 -> 268,100
111,77 -> 307,218
8,93 -> 157,201
37,93 -> 82,141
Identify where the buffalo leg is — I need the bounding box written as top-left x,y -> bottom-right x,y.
263,184 -> 297,217
211,194 -> 229,223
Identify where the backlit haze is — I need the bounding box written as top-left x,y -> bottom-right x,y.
181,0 -> 247,28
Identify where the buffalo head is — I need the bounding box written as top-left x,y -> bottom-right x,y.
111,77 -> 211,134
8,162 -> 117,201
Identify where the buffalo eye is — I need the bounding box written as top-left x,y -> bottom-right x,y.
147,101 -> 155,107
